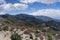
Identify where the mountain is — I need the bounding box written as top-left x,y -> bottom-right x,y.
35,16 -> 60,29
0,14 -> 60,30
35,16 -> 54,22
55,19 -> 60,22
0,14 -> 44,27
15,14 -> 43,23
0,14 -> 60,40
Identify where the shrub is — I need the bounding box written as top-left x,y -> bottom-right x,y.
11,33 -> 22,40
2,26 -> 9,31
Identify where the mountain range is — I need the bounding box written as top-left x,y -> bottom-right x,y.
0,14 -> 60,31
0,14 -> 60,40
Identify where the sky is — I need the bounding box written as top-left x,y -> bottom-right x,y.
0,0 -> 60,19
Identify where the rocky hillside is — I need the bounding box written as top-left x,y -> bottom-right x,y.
0,14 -> 60,40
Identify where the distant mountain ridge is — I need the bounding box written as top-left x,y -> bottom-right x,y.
35,16 -> 55,22
0,14 -> 59,22
0,14 -> 60,31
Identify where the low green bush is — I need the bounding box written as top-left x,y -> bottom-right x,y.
11,33 -> 22,40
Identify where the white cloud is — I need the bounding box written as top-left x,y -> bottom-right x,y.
13,3 -> 28,10
1,3 -> 13,10
0,12 -> 6,15
38,0 -> 58,4
0,3 -> 14,13
0,3 -> 28,14
0,3 -> 28,10
19,0 -> 60,4
20,0 -> 37,4
0,0 -> 6,5
31,9 -> 60,18
0,0 -> 28,15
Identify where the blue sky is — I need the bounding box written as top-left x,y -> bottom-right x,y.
0,0 -> 60,19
